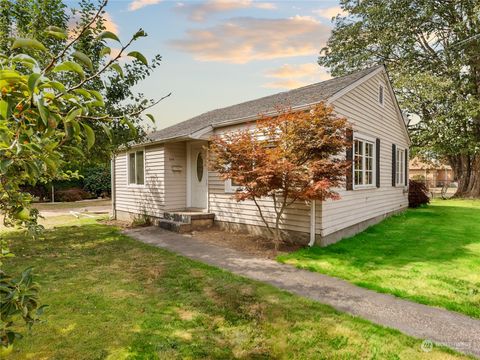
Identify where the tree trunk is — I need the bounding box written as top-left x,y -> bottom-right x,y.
449,154 -> 480,198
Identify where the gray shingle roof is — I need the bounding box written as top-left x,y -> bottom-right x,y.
148,65 -> 383,143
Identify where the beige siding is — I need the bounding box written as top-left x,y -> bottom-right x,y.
114,144 -> 166,218
164,142 -> 187,211
321,71 -> 409,236
208,169 -> 315,235
208,71 -> 408,238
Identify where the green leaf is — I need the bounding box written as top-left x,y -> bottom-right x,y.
101,123 -> 113,141
73,89 -> 92,98
37,98 -> 49,126
110,63 -> 124,79
45,81 -> 66,94
96,31 -> 120,43
127,51 -> 148,66
100,47 -> 111,57
45,26 -> 67,40
0,159 -> 13,173
65,108 -> 82,123
72,51 -> 93,71
28,73 -> 41,94
12,54 -> 39,69
52,61 -> 85,80
121,118 -> 137,136
82,123 -> 95,149
0,69 -> 21,81
11,38 -> 46,52
146,113 -> 155,123
0,100 -> 9,120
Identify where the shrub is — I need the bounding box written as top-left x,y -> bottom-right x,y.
408,179 -> 430,208
20,184 -> 50,202
55,188 -> 92,202
83,165 -> 111,197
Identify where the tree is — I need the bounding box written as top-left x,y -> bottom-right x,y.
209,103 -> 350,250
0,0 -> 163,348
318,0 -> 480,197
0,0 -> 168,167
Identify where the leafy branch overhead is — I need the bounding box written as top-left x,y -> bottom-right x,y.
0,0 -> 170,348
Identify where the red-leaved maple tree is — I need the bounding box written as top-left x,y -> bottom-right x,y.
209,102 -> 351,249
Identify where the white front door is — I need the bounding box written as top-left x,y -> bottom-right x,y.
189,142 -> 208,209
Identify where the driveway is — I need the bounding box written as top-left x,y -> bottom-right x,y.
33,199 -> 111,218
125,226 -> 480,358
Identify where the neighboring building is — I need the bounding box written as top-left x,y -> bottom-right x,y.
111,65 -> 410,246
409,158 -> 454,188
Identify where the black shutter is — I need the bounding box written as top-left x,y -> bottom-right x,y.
392,144 -> 396,186
404,149 -> 409,186
376,138 -> 381,188
346,128 -> 354,190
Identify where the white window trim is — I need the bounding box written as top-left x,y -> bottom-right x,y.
127,148 -> 146,187
225,178 -> 244,193
395,146 -> 406,187
353,133 -> 377,190
378,82 -> 385,107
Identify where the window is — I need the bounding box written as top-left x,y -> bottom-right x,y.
354,137 -> 375,188
128,150 -> 144,185
196,152 -> 204,182
378,84 -> 384,105
395,148 -> 405,186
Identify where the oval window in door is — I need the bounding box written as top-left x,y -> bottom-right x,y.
196,152 -> 204,182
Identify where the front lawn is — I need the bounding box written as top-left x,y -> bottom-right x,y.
279,199 -> 480,319
2,217 -> 465,359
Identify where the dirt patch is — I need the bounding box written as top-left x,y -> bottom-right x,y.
185,226 -> 304,259
99,219 -> 137,229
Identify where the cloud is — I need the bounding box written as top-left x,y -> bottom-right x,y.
129,0 -> 162,11
176,0 -> 276,22
171,16 -> 331,64
103,13 -> 119,34
263,63 -> 331,89
313,6 -> 347,20
67,11 -> 119,39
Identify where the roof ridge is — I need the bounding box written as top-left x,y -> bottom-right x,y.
146,65 -> 384,143
193,65 -> 382,118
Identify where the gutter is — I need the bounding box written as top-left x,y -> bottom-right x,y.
309,200 -> 316,247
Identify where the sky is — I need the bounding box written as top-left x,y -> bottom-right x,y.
69,0 -> 344,130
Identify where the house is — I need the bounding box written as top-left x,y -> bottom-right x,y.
111,65 -> 410,246
409,157 -> 453,188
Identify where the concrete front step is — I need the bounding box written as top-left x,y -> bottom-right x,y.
156,218 -> 192,233
157,211 -> 215,233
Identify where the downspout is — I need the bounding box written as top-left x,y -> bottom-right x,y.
111,157 -> 116,219
309,200 -> 316,247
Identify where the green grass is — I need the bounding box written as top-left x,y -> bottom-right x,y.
2,218 -> 468,359
279,199 -> 480,319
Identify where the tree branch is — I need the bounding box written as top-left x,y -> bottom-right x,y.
43,0 -> 109,74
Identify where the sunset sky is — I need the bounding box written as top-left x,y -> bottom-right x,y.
75,0 -> 344,130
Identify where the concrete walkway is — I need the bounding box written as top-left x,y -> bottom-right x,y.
125,226 -> 480,358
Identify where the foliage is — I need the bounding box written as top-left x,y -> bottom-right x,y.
0,0 -> 169,167
408,179 -> 430,208
319,0 -> 480,197
0,0 -> 162,348
279,199 -> 480,319
82,164 -> 111,197
0,267 -> 46,347
209,103 -> 350,249
54,188 -> 92,202
1,219 -> 464,359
